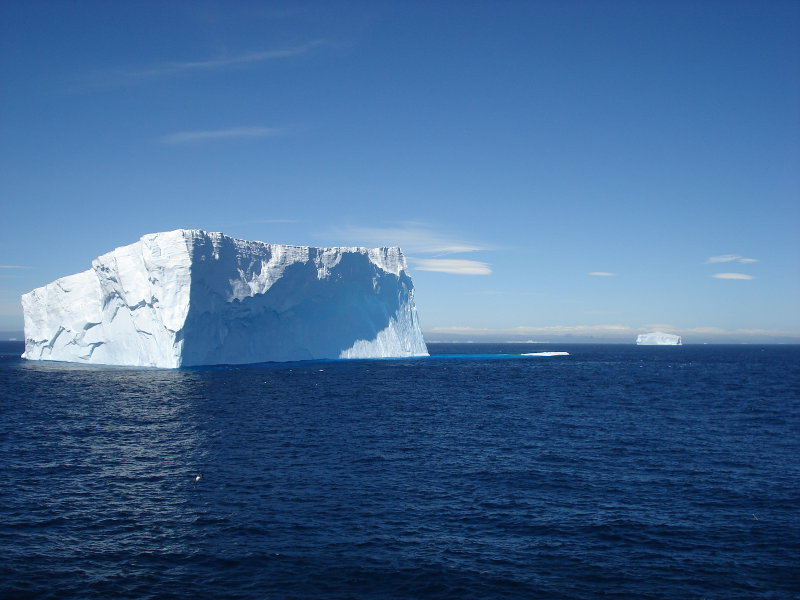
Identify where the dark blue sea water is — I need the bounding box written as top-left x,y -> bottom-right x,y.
1,342 -> 798,599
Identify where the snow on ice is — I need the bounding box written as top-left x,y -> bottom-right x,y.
22,230 -> 428,367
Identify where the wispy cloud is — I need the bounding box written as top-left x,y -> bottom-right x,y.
333,223 -> 491,275
160,126 -> 283,145
84,42 -> 323,87
335,224 -> 486,254
413,259 -> 491,276
712,273 -> 756,280
589,271 -> 616,277
150,43 -> 322,74
244,219 -> 299,224
706,254 -> 758,264
0,265 -> 30,269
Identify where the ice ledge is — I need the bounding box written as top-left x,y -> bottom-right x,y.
636,332 -> 682,345
22,229 -> 428,367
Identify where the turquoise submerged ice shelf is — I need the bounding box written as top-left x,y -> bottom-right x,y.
21,230 -> 428,367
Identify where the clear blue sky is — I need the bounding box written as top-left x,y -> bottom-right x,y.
1,1 -> 798,342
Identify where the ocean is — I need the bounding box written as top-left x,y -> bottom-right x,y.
1,341 -> 798,599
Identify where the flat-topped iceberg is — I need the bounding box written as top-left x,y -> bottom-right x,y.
636,332 -> 682,346
22,229 -> 428,367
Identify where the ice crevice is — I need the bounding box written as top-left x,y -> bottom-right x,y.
22,229 -> 428,368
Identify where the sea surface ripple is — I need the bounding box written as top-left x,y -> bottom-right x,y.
1,342 -> 798,599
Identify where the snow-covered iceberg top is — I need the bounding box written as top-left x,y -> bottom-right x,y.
22,229 -> 428,367
636,332 -> 682,345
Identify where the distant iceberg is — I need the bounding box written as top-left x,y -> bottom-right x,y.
521,352 -> 570,356
21,229 -> 428,367
636,332 -> 682,346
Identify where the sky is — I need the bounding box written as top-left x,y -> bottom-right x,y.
1,0 -> 798,343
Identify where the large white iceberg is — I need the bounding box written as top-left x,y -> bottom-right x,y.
636,332 -> 682,345
21,229 -> 428,367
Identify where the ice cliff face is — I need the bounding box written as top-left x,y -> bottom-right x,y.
636,332 -> 682,345
22,230 -> 428,367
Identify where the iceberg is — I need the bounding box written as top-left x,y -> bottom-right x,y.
21,229 -> 428,367
636,332 -> 682,346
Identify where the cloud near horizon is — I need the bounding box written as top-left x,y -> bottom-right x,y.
160,126 -> 283,144
425,324 -> 798,341
335,224 -> 487,255
336,224 -> 492,275
712,273 -> 756,280
589,271 -> 616,277
0,265 -> 31,269
706,254 -> 758,264
413,258 -> 491,275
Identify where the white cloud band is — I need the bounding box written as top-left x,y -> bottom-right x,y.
160,126 -> 282,144
426,325 -> 797,340
706,254 -> 758,264
336,224 -> 486,255
712,273 -> 756,280
87,42 -> 324,87
413,259 -> 491,275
